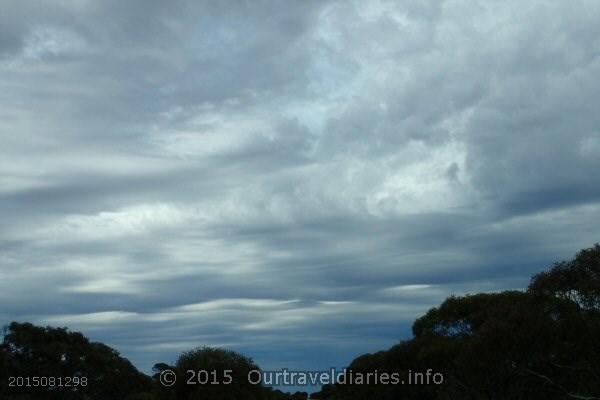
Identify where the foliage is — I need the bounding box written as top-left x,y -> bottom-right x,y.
312,244 -> 600,400
153,346 -> 264,400
529,243 -> 600,311
0,322 -> 153,399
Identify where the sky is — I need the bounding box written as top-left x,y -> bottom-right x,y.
1,0 -> 600,381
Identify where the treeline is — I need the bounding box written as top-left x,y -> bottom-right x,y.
1,245 -> 599,399
312,244 -> 600,400
0,322 -> 306,400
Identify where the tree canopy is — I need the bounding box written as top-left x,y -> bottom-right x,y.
0,322 -> 152,399
312,244 -> 600,400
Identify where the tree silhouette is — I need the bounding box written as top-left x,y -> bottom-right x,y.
153,346 -> 264,400
530,243 -> 600,311
0,322 -> 153,399
312,244 -> 600,400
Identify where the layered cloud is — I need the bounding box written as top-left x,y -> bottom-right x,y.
1,0 -> 599,373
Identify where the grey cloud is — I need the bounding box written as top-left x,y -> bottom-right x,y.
1,0 -> 600,377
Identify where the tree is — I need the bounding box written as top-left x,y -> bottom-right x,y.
529,243 -> 600,311
1,323 -> 301,400
154,347 -> 265,400
313,245 -> 600,400
0,322 -> 154,400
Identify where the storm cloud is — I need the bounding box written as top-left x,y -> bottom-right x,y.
1,0 -> 600,374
